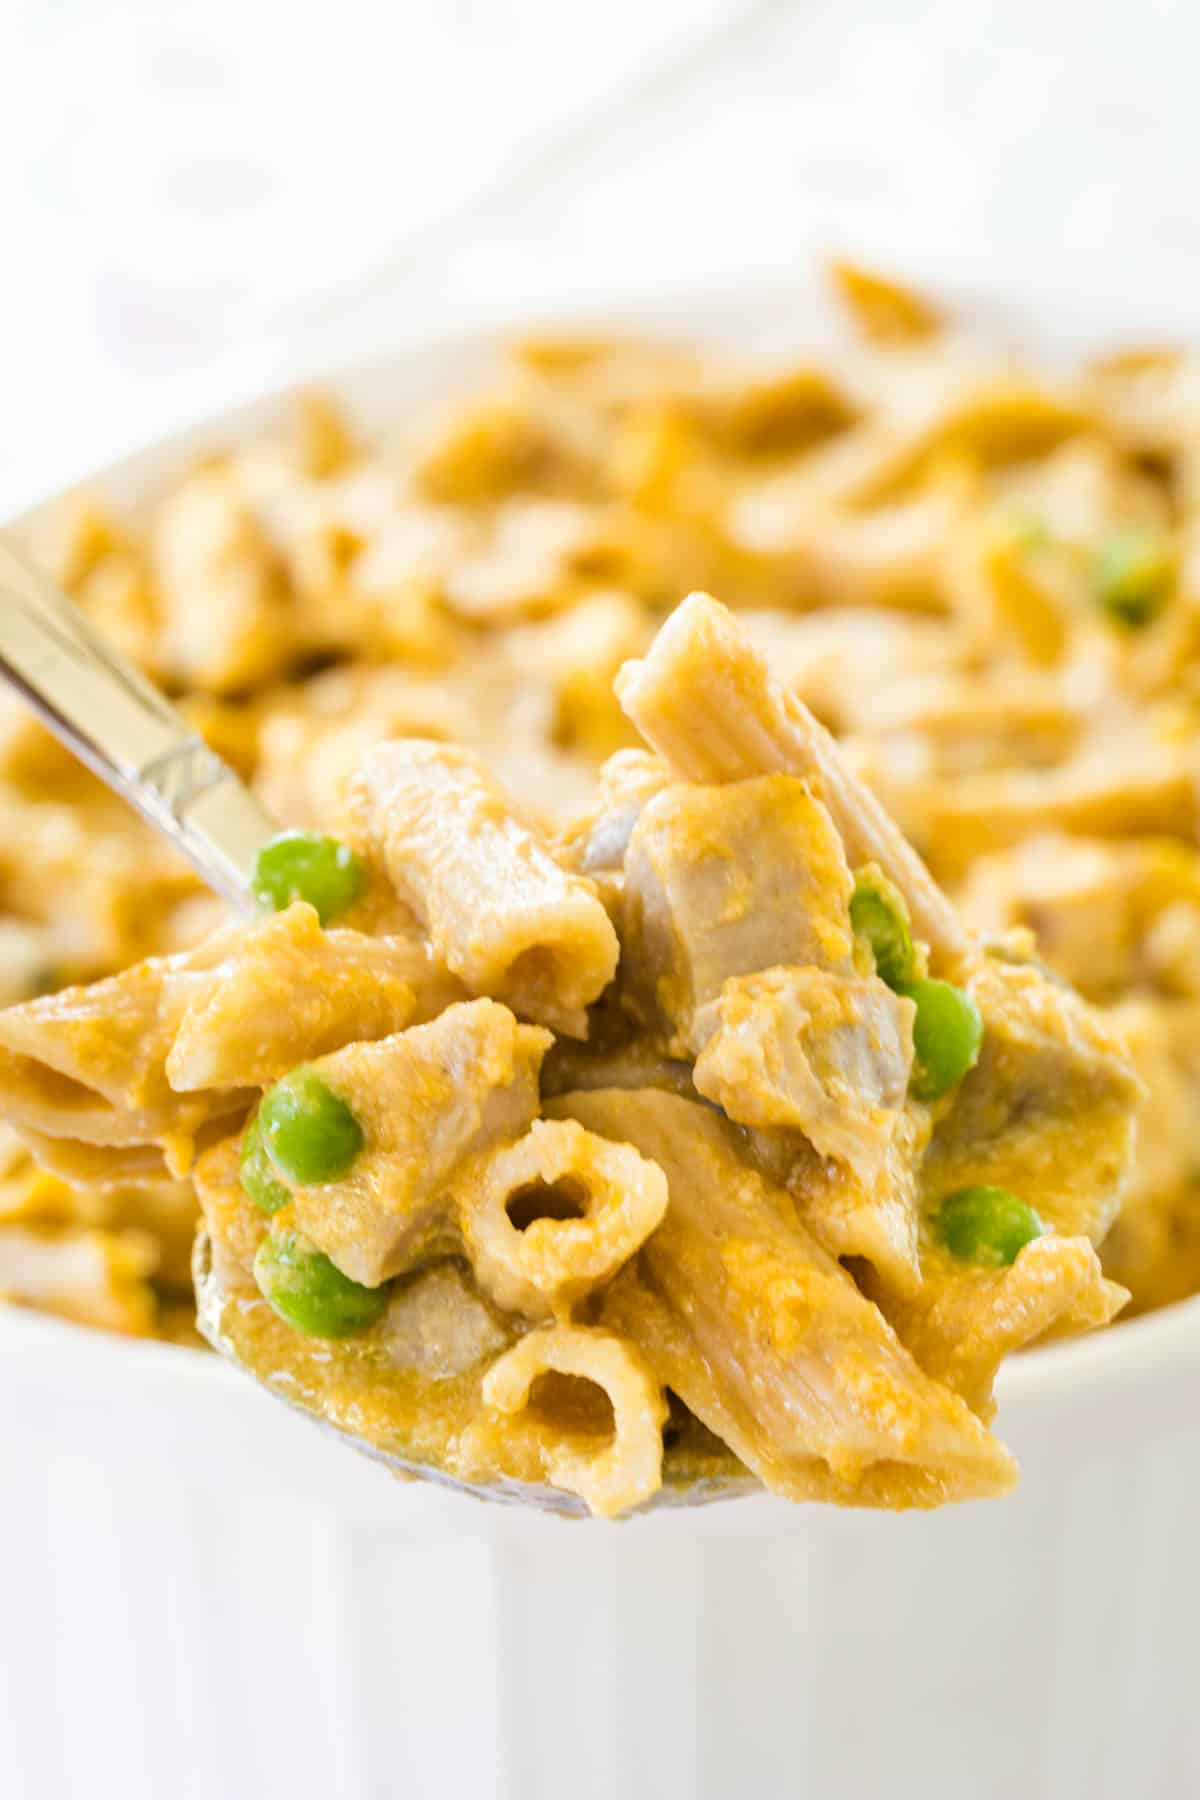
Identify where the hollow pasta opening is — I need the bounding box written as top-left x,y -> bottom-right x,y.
505,1175 -> 590,1231
502,945 -> 566,1010
2,1058 -> 109,1114
526,1370 -> 616,1443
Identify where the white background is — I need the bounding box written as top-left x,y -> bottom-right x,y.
1,0 -> 1197,506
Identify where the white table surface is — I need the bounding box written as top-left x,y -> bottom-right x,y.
1,0 -> 1196,499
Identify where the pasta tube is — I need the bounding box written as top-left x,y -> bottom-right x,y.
0,907 -> 433,1178
166,904 -> 420,1091
928,957 -> 1141,1247
479,1323 -> 667,1517
693,966 -> 915,1183
456,1118 -> 667,1317
553,1087 -> 1017,1506
0,939 -> 242,1175
615,592 -> 968,961
861,1236 -> 1127,1419
742,1107 -> 926,1296
349,739 -> 619,1036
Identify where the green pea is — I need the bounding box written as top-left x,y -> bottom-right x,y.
254,1225 -> 386,1337
850,867 -> 919,991
1003,506 -> 1051,553
259,1068 -> 363,1185
903,978 -> 984,1101
252,831 -> 364,926
239,1112 -> 291,1216
935,1186 -> 1044,1268
1091,526 -> 1174,630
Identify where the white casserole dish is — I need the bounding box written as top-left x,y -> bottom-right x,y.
2,274 -> 1199,1800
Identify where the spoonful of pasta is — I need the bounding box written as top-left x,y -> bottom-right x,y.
0,549 -> 1139,1516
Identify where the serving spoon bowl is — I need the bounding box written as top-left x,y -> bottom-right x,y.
191,1231 -> 752,1517
0,536 -> 747,1514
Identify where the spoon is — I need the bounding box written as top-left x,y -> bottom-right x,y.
0,537 -> 277,907
0,537 -> 747,1514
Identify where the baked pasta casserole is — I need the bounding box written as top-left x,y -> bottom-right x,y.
0,261 -> 1194,1513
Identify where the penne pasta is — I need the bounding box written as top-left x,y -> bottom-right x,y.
0,946 -> 244,1174
860,1235 -> 1127,1419
554,1087 -> 1017,1506
348,739 -> 619,1036
165,904 -> 422,1091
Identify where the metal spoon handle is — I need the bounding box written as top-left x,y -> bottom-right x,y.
0,535 -> 278,910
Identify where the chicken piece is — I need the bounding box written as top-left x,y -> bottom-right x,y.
693,966 -> 915,1184
692,961 -> 925,1288
621,775 -> 855,1049
923,956 -> 1141,1247
557,1088 -> 1016,1506
961,835 -> 1141,998
165,904 -> 423,1090
266,1000 -> 551,1288
553,748 -> 670,879
539,1033 -> 698,1103
381,1262 -> 512,1379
